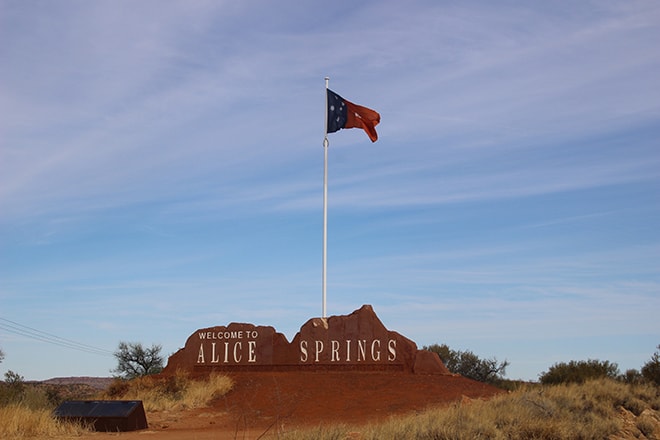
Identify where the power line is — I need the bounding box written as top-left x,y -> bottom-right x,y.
0,317 -> 113,356
0,317 -> 114,357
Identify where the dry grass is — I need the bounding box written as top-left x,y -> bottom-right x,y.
102,370 -> 234,411
281,378 -> 660,440
0,404 -> 90,439
2,374 -> 657,439
0,372 -> 233,438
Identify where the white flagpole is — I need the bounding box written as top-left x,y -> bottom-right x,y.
322,77 -> 329,319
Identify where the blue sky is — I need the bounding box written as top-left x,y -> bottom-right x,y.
1,0 -> 659,381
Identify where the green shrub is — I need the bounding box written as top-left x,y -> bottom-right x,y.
0,371 -> 54,410
423,343 -> 509,384
0,371 -> 25,406
621,368 -> 644,384
539,359 -> 619,384
641,344 -> 660,385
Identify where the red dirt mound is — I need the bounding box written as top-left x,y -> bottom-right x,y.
137,371 -> 504,439
222,371 -> 501,424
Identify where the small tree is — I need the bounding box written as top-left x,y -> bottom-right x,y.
621,368 -> 644,384
112,342 -> 164,379
0,348 -> 4,363
641,344 -> 660,385
424,343 -> 509,384
539,359 -> 619,384
1,370 -> 25,404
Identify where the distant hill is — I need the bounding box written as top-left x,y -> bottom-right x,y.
41,376 -> 114,390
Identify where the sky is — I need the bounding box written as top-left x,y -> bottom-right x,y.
1,0 -> 659,382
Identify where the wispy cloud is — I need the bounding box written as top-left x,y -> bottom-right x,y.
1,0 -> 658,380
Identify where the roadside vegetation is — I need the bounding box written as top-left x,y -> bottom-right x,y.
280,343 -> 660,440
423,343 -> 509,386
100,370 -> 233,411
105,342 -> 233,410
112,341 -> 164,379
0,370 -> 93,438
1,343 -> 658,438
282,378 -> 660,440
0,362 -> 232,438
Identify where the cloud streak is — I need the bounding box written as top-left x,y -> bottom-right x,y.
1,0 -> 658,381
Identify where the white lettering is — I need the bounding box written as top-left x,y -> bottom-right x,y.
233,342 -> 242,363
199,330 -> 256,340
388,339 -> 397,361
199,336 -> 397,367
331,340 -> 340,361
357,340 -> 367,362
371,339 -> 381,361
315,340 -> 324,362
300,340 -> 308,362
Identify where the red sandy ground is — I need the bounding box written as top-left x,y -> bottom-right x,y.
69,371 -> 503,440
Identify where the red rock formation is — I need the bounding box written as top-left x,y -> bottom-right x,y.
163,305 -> 449,375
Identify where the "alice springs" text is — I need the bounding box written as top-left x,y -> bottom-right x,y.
195,338 -> 397,364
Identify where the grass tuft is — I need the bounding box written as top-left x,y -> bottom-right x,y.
0,404 -> 89,439
100,370 -> 233,411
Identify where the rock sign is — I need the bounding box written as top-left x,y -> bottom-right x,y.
163,305 -> 449,375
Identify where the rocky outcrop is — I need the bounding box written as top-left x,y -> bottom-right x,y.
163,305 -> 449,375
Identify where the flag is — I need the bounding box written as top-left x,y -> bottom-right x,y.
326,89 -> 380,142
